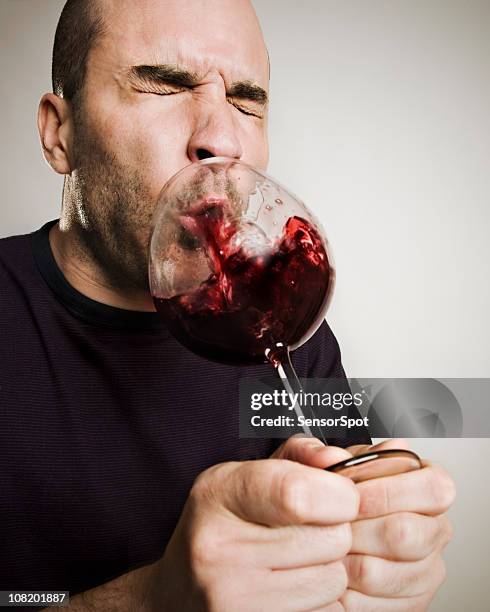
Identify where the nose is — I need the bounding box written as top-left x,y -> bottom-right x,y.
187,100 -> 243,163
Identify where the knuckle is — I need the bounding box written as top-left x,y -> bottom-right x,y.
284,436 -> 304,456
189,525 -> 223,569
278,470 -> 311,522
294,435 -> 320,457
275,436 -> 302,459
428,467 -> 456,511
276,435 -> 322,462
384,513 -> 417,558
441,515 -> 455,545
349,554 -> 376,593
191,462 -> 233,503
340,588 -> 363,612
190,471 -> 213,504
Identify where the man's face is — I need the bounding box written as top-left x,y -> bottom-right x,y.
70,0 -> 270,291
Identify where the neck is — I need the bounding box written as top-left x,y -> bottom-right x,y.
49,222 -> 156,312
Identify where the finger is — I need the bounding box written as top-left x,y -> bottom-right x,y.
346,438 -> 410,457
237,522 -> 353,570
351,513 -> 454,561
341,589 -> 433,612
272,435 -> 352,468
222,566 -> 344,612
207,459 -> 360,527
269,561 -> 348,611
356,463 -> 456,519
310,604 -> 345,612
343,551 -> 447,598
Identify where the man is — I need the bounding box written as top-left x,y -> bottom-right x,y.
0,0 -> 454,610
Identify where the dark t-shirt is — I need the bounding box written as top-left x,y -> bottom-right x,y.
0,221 -> 370,601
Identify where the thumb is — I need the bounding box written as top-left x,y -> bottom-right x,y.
271,434 -> 353,469
346,438 -> 411,457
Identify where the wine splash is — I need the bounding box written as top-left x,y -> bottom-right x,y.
154,205 -> 332,365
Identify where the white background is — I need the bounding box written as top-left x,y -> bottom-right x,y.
1,1 -> 489,609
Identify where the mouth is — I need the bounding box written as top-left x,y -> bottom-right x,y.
178,195 -> 234,250
188,195 -> 231,215
180,196 -> 228,233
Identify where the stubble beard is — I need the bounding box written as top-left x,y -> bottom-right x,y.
66,104 -> 155,294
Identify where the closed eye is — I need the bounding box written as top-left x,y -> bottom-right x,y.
134,83 -> 263,117
135,85 -> 188,96
227,98 -> 263,118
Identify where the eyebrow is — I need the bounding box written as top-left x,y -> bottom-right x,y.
228,81 -> 268,104
129,64 -> 268,105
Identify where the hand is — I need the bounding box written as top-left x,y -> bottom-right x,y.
150,439 -> 359,611
281,437 -> 456,611
342,439 -> 455,611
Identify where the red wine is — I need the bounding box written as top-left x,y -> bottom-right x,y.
153,206 -> 333,364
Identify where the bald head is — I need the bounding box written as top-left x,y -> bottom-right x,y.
52,0 -> 268,104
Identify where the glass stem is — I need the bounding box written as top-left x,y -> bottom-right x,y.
268,343 -> 328,445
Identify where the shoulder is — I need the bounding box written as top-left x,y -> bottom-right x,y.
0,230 -> 43,306
307,319 -> 342,359
290,319 -> 345,378
308,319 -> 340,351
305,319 -> 345,378
0,232 -> 34,276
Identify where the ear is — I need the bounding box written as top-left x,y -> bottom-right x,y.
37,93 -> 74,175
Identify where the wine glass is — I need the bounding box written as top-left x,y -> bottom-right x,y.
149,157 -> 421,481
